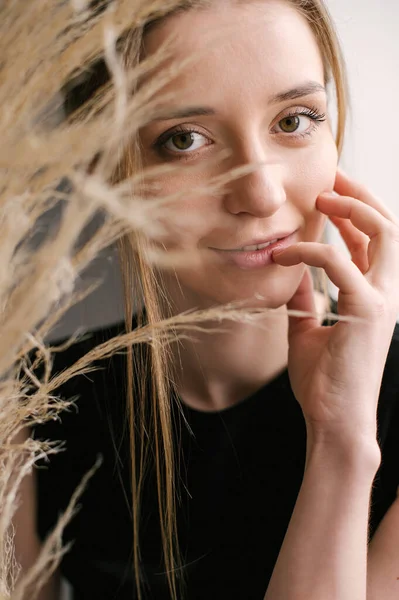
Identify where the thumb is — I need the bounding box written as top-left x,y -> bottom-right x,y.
286,267 -> 319,340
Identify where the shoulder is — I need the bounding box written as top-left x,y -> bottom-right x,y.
29,318 -> 130,442
32,318 -> 133,543
52,318 -> 126,370
46,318 -> 129,392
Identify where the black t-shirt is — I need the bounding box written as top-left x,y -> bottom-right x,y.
32,307 -> 399,600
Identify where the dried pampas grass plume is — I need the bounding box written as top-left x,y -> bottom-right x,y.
0,0 -> 352,598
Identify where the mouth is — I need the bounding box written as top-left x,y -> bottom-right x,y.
219,237 -> 286,252
209,229 -> 298,270
211,230 -> 298,252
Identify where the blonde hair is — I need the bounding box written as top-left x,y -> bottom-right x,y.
111,1 -> 349,598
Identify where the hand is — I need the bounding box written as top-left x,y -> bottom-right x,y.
272,168 -> 399,445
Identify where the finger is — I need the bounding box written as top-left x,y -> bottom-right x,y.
317,193 -> 399,288
273,242 -> 370,299
286,267 -> 319,336
328,215 -> 370,273
335,168 -> 399,226
317,193 -> 388,237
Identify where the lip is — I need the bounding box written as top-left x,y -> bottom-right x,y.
210,229 -> 298,270
213,230 -> 298,251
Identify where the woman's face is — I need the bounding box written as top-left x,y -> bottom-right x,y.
139,0 -> 338,309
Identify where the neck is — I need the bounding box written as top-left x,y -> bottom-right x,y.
159,272 -> 292,413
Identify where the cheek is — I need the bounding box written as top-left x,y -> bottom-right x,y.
294,137 -> 338,200
287,137 -> 338,240
313,137 -> 339,191
142,171 -> 216,248
289,135 -> 337,201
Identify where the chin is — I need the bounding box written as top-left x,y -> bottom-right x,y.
179,263 -> 307,311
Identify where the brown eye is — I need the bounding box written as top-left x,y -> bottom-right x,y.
171,132 -> 195,150
279,115 -> 301,133
162,131 -> 208,153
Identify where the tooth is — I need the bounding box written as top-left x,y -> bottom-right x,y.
241,240 -> 277,251
257,239 -> 278,249
235,238 -> 281,251
242,244 -> 258,251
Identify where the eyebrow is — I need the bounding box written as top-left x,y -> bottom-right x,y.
269,81 -> 326,104
153,106 -> 215,121
154,81 -> 326,121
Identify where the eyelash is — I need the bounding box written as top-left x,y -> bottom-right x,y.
153,105 -> 327,157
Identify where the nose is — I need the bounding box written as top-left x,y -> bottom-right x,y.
223,142 -> 286,218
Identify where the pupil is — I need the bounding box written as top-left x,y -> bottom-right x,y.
173,133 -> 194,150
281,116 -> 300,133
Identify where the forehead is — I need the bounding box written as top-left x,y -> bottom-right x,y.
142,1 -> 325,107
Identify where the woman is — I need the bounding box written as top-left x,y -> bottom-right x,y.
15,1 -> 399,599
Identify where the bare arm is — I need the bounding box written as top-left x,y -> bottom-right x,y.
264,433 -> 381,600
366,492 -> 399,600
12,427 -> 61,600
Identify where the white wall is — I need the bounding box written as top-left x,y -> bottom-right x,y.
326,0 -> 399,288
329,0 -> 399,211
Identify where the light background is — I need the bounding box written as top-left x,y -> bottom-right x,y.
326,0 -> 399,300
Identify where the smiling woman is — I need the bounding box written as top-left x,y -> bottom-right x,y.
16,1 -> 399,600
